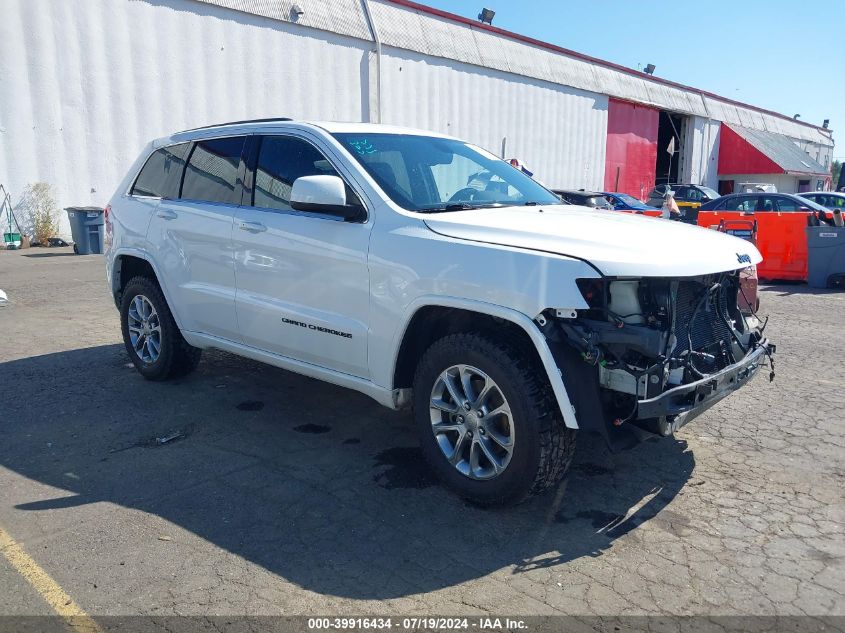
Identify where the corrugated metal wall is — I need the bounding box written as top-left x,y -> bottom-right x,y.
378,48 -> 608,190
0,0 -> 372,236
604,99 -> 658,200
1,0 -> 834,237
680,116 -> 721,190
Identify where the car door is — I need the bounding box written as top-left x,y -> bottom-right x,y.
232,133 -> 371,378
146,135 -> 246,342
122,142 -> 191,245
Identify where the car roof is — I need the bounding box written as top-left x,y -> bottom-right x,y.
801,191 -> 845,197
554,189 -> 604,196
155,119 -> 457,147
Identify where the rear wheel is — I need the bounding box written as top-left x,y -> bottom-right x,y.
120,276 -> 201,380
412,333 -> 576,505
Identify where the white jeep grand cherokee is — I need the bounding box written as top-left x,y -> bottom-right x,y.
105,119 -> 775,505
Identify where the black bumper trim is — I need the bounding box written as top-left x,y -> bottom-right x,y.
635,340 -> 773,425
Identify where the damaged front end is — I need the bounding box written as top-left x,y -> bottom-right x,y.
538,272 -> 775,450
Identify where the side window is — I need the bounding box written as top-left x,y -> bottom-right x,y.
833,196 -> 845,208
686,188 -> 703,202
131,143 -> 191,198
757,196 -> 777,212
723,196 -> 754,212
180,136 -> 246,204
775,197 -> 799,212
673,186 -> 690,200
253,136 -> 344,211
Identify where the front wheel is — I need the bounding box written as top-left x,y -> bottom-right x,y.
412,333 -> 576,505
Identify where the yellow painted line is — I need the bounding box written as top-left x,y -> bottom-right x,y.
0,525 -> 104,633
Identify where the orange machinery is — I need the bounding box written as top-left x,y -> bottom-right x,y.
697,210 -> 811,281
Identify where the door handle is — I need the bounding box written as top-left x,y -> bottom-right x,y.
156,209 -> 177,220
238,221 -> 267,233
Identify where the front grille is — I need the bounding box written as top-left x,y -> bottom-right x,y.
672,280 -> 734,373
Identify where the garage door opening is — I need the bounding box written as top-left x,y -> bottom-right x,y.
655,111 -> 687,187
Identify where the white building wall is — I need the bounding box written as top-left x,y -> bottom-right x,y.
717,174 -> 827,194
1,0 -> 835,240
0,0 -> 372,237
680,116 -> 721,190
378,48 -> 609,190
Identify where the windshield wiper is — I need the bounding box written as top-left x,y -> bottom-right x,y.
421,202 -> 508,213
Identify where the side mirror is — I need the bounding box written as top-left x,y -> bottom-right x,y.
290,175 -> 365,221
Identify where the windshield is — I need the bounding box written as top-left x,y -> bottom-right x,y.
612,193 -> 648,209
699,186 -> 720,199
333,133 -> 563,212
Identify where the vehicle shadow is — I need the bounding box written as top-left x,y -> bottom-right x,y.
0,345 -> 694,600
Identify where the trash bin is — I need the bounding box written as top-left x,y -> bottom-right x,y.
65,207 -> 105,254
806,225 -> 845,289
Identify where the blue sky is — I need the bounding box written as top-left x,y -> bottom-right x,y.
421,0 -> 842,159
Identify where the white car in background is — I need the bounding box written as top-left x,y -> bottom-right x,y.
104,119 -> 776,505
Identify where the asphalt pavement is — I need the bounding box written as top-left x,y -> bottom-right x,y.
0,246 -> 842,623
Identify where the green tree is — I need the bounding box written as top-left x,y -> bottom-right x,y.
832,160 -> 842,189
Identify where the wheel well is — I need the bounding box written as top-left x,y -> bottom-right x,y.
115,255 -> 157,304
392,306 -> 543,390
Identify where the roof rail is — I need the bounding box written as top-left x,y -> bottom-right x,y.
180,117 -> 294,132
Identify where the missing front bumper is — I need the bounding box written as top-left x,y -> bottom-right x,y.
634,340 -> 775,436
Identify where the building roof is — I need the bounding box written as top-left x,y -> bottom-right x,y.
195,0 -> 834,146
718,124 -> 829,177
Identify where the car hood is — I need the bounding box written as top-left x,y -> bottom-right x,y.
423,205 -> 762,277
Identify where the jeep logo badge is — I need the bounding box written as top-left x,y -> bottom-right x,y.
737,253 -> 752,264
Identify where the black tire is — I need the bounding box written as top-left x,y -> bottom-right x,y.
120,275 -> 201,380
412,333 -> 576,506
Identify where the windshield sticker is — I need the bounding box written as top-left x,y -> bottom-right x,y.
348,138 -> 377,156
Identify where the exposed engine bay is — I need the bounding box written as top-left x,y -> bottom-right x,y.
539,271 -> 776,444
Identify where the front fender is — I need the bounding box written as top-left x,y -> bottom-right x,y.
389,296 -> 580,429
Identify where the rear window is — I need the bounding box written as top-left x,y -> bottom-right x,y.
130,143 -> 191,198
180,136 -> 247,204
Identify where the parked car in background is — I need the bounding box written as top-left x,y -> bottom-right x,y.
736,182 -> 777,193
699,192 -> 829,214
646,184 -> 720,220
697,192 -> 831,281
554,189 -> 613,209
105,119 -> 775,505
798,191 -> 845,212
602,192 -> 661,215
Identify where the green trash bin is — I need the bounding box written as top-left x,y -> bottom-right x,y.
3,232 -> 21,249
806,225 -> 845,289
65,207 -> 105,254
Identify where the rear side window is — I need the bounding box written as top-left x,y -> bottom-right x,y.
180,136 -> 246,204
131,143 -> 191,198
253,136 -> 339,210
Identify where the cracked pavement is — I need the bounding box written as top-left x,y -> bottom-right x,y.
0,247 -> 842,617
